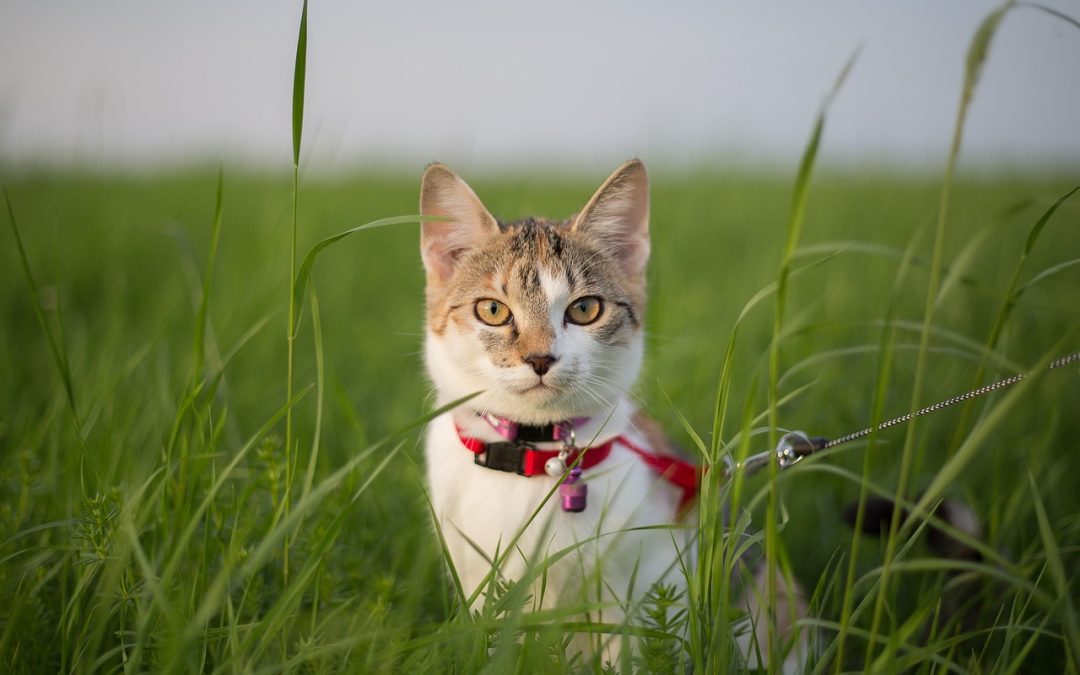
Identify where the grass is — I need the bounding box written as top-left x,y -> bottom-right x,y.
3,4 -> 1080,673
2,165 -> 1078,673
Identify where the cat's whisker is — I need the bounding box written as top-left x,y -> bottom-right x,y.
575,380 -> 617,410
579,375 -> 625,397
578,378 -> 618,398
581,372 -> 623,388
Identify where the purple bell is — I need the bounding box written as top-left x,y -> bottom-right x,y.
560,467 -> 588,513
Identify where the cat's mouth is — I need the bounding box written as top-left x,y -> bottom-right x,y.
511,377 -> 564,398
517,380 -> 555,394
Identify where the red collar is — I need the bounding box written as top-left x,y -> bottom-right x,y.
456,427 -> 700,512
456,427 -> 614,476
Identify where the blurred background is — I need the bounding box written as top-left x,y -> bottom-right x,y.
2,0 -> 1079,175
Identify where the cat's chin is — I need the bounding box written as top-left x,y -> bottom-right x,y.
498,385 -> 620,422
511,382 -> 557,397
509,383 -> 573,409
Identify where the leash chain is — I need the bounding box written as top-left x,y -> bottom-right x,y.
822,351 -> 1080,450
734,350 -> 1080,478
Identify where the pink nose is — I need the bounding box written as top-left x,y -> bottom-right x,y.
523,354 -> 557,376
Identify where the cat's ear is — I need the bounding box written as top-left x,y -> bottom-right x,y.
420,163 -> 500,284
572,159 -> 650,276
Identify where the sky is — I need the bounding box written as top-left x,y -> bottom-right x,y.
1,1 -> 1079,175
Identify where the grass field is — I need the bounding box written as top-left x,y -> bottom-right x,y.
2,163 -> 1079,673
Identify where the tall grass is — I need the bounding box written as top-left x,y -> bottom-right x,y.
283,0 -> 309,586
2,2 -> 1080,673
762,47 -> 859,670
865,1 -> 1013,665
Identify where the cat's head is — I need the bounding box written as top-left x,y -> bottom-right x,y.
420,160 -> 650,424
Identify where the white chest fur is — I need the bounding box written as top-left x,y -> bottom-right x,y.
424,400 -> 690,611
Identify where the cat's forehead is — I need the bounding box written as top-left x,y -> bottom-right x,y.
482,217 -> 612,288
496,217 -> 572,254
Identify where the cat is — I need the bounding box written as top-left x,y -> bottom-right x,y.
419,159 -> 804,668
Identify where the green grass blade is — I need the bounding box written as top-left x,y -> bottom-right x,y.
284,0 -> 309,587
192,167 -> 224,382
242,442 -> 408,665
4,188 -> 79,420
765,44 -> 859,668
154,386 -> 312,619
944,184 -> 1077,456
170,394 -> 476,671
935,226 -> 987,310
292,0 -> 308,166
1023,185 -> 1079,256
709,249 -> 842,459
1017,257 -> 1080,296
834,233 -> 919,672
868,0 -> 1016,660
291,214 -> 447,337
419,475 -> 469,610
300,284 -> 324,503
1029,473 -> 1080,670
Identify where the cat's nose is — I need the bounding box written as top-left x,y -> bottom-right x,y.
523,354 -> 557,376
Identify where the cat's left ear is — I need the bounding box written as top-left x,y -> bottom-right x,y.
572,159 -> 650,277
420,163 -> 500,285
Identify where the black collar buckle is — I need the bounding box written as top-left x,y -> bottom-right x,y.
474,441 -> 532,475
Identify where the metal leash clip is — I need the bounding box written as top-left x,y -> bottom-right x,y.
725,431 -> 830,479
775,431 -> 828,469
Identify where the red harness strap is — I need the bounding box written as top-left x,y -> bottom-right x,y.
614,436 -> 700,511
457,430 -> 700,509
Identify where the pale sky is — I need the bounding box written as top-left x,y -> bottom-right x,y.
1,1 -> 1078,174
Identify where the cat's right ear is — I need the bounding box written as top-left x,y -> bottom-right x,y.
572,159 -> 650,278
420,163 -> 499,285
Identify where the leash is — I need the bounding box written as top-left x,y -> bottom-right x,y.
734,350 -> 1080,479
458,350 -> 1077,513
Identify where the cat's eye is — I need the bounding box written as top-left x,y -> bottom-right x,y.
565,296 -> 603,325
474,299 -> 513,326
